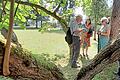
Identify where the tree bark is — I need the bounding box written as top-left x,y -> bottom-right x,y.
93,0 -> 98,41
110,0 -> 120,79
3,0 -> 15,76
110,0 -> 120,41
76,38 -> 120,80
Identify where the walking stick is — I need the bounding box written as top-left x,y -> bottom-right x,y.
117,30 -> 120,76
98,32 -> 100,53
117,60 -> 120,76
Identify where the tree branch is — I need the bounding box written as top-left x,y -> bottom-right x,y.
31,7 -> 39,15
0,0 -> 7,22
12,0 -> 68,32
76,38 -> 120,80
53,3 -> 61,13
14,1 -> 20,17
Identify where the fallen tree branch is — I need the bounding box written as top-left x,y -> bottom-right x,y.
76,38 -> 120,80
14,0 -> 21,17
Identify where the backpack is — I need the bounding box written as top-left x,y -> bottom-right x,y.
87,28 -> 93,37
65,27 -> 73,45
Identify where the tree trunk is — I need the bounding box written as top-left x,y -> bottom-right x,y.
36,19 -> 38,29
93,0 -> 97,41
110,0 -> 120,79
110,0 -> 120,41
76,38 -> 120,80
3,0 -> 15,76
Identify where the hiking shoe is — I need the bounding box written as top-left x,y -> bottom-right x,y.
71,64 -> 80,68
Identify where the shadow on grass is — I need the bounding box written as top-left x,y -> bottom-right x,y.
59,64 -> 79,80
59,56 -> 91,80
31,53 -> 57,70
45,29 -> 64,34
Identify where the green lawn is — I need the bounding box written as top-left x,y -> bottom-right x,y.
15,29 -> 69,55
0,29 -> 118,80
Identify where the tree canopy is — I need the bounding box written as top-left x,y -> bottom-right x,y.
0,0 -> 112,30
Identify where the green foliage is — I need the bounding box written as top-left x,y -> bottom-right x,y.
93,63 -> 117,80
39,22 -> 53,32
0,0 -> 112,31
29,0 -> 39,4
16,13 -> 26,22
75,0 -> 81,6
31,53 -> 57,70
81,0 -> 93,15
0,0 -> 2,3
0,76 -> 13,80
91,0 -> 111,24
81,0 -> 112,25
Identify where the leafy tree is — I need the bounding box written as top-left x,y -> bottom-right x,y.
81,0 -> 112,40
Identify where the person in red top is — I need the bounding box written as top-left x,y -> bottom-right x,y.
81,19 -> 93,58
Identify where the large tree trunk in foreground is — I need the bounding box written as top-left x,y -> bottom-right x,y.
3,0 -> 14,76
110,0 -> 120,79
76,38 -> 120,80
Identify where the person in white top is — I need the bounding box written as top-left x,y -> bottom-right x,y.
69,15 -> 84,68
98,17 -> 111,51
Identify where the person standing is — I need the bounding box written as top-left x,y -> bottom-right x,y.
81,19 -> 93,58
98,17 -> 111,50
69,15 -> 83,68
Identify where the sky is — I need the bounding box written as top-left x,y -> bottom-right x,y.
107,0 -> 113,7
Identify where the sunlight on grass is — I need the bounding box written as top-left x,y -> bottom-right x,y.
14,29 -> 69,55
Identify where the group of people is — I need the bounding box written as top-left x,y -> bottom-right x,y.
69,14 -> 120,78
68,15 -> 111,68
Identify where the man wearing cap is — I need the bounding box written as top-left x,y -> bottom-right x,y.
69,15 -> 83,68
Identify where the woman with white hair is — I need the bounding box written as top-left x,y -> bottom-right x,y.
98,17 -> 111,50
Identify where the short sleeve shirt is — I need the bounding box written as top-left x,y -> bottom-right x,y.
69,18 -> 84,36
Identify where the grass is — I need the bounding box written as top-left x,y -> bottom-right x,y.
0,76 -> 12,80
15,29 -> 68,55
0,29 -> 118,80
